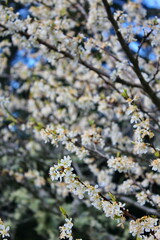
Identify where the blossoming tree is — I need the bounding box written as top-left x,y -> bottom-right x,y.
0,0 -> 160,239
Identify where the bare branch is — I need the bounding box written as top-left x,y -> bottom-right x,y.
101,0 -> 160,109
119,196 -> 160,217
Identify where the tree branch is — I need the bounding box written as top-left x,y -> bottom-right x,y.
0,23 -> 144,94
119,196 -> 160,217
101,0 -> 160,109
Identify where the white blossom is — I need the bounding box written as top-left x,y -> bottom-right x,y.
108,156 -> 136,173
129,217 -> 158,237
102,201 -> 125,219
151,158 -> 160,172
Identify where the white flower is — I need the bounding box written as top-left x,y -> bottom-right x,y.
108,156 -> 136,173
155,226 -> 160,239
151,159 -> 160,172
0,96 -> 10,108
86,185 -> 102,209
102,201 -> 125,219
59,218 -> 73,240
129,217 -> 158,237
60,156 -> 72,168
118,179 -> 138,194
49,156 -> 73,182
50,156 -> 127,224
59,218 -> 83,240
66,178 -> 86,199
136,191 -> 149,206
81,128 -> 104,148
134,142 -> 148,155
152,195 -> 160,207
108,123 -> 122,146
0,225 -> 10,238
127,104 -> 137,115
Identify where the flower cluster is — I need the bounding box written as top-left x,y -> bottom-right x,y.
108,155 -> 137,173
136,191 -> 149,206
81,128 -> 105,148
59,217 -> 82,240
50,156 -> 125,219
40,125 -> 106,159
129,216 -> 159,239
4,169 -> 45,187
50,156 -> 86,199
102,200 -> 125,219
152,194 -> 160,208
118,179 -> 138,194
126,97 -> 154,154
40,125 -> 88,159
0,219 -> 10,239
59,218 -> 73,240
151,158 -> 160,173
24,170 -> 45,187
0,96 -> 10,108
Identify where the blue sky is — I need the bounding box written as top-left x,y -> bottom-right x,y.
12,0 -> 160,70
142,0 -> 160,8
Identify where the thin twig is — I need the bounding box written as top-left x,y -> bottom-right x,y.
101,0 -> 160,109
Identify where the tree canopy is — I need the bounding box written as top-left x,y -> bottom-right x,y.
0,1 -> 160,240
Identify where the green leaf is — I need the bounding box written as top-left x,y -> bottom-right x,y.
30,117 -> 44,130
108,192 -> 116,202
60,8 -> 67,16
35,122 -> 44,131
4,0 -> 8,5
6,116 -> 18,124
121,89 -> 129,99
88,119 -> 95,126
153,17 -> 158,25
59,206 -> 68,218
116,152 -> 121,157
4,106 -> 18,123
155,151 -> 160,157
114,215 -> 121,219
